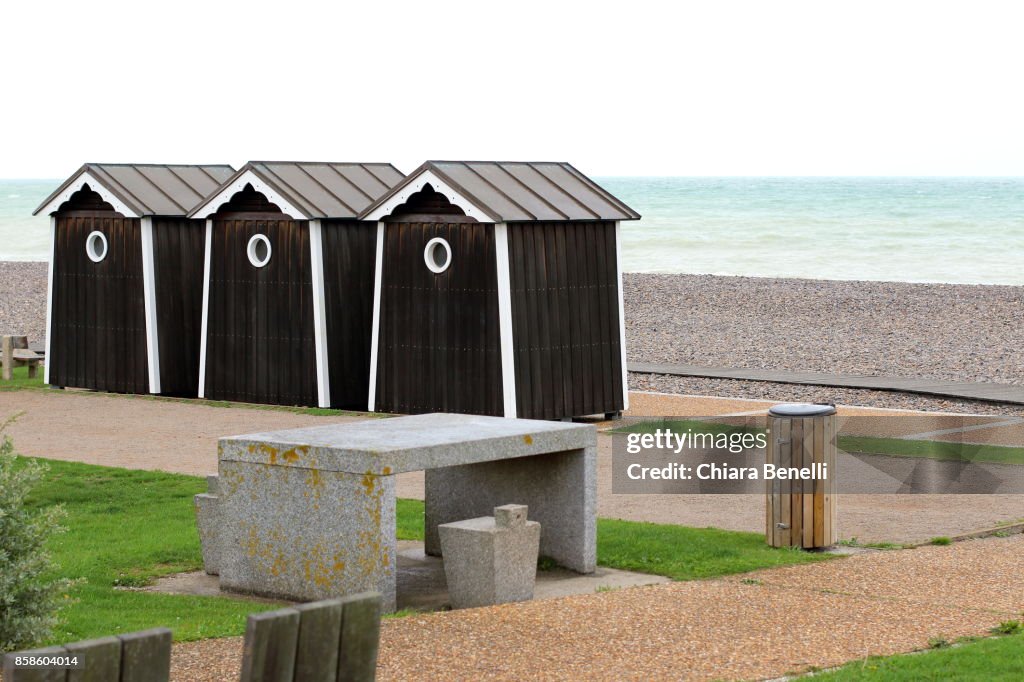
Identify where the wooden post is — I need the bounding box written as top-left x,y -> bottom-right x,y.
2,335 -> 27,381
118,628 -> 172,682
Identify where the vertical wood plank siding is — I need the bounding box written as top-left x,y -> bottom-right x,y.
321,221 -> 377,409
50,215 -> 148,393
508,221 -> 624,419
152,218 -> 206,396
376,222 -> 502,416
204,218 -> 318,406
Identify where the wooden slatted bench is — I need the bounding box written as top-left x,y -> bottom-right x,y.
1,592 -> 382,682
1,627 -> 172,682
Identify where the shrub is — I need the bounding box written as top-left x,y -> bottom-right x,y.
0,420 -> 77,652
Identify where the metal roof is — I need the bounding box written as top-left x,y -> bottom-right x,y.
359,161 -> 641,222
189,161 -> 406,220
34,163 -> 236,216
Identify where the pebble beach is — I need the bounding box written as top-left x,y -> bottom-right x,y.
2,262 -> 1021,414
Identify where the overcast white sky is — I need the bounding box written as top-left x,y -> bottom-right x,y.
3,0 -> 1023,178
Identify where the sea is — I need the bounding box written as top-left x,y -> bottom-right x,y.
2,177 -> 1022,285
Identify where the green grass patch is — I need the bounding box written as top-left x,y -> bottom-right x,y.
0,364 -> 46,390
393,500 -> 829,580
27,457 -> 830,646
811,631 -> 1024,680
839,435 -> 1024,466
25,458 -> 281,644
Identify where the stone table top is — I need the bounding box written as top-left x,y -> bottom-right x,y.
218,413 -> 597,474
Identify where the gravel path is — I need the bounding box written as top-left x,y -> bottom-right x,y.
3,264 -> 1021,411
0,261 -> 47,341
171,535 -> 1024,681
624,273 -> 1024,384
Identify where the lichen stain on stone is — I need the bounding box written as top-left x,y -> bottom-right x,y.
524,435 -> 534,445
356,470 -> 388,578
303,469 -> 324,504
244,525 -> 293,579
301,543 -> 347,590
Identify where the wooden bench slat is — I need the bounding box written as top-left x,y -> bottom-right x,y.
294,599 -> 344,682
240,608 -> 300,682
118,628 -> 171,682
65,636 -> 121,682
337,593 -> 382,682
2,645 -> 69,682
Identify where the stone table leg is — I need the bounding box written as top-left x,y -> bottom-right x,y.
217,461 -> 398,611
424,446 -> 596,573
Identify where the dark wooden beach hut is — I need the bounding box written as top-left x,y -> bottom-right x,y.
360,161 -> 640,420
34,163 -> 235,396
188,161 -> 405,408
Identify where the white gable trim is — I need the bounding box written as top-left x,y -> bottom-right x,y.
190,169 -> 310,220
362,169 -> 494,223
38,171 -> 140,217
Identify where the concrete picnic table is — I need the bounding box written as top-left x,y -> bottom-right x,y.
210,413 -> 597,611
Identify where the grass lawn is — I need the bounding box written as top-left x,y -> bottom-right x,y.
28,458 -> 282,644
0,364 -> 46,390
811,632 -> 1024,680
21,456 -> 827,644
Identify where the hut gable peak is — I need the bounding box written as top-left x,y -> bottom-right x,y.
34,163 -> 237,217
359,161 -> 641,223
188,161 -> 406,221
361,166 -> 497,223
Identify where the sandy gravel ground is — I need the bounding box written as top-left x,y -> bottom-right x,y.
624,273 -> 1024,384
3,389 -> 1019,545
4,264 -> 1022,414
171,535 -> 1024,681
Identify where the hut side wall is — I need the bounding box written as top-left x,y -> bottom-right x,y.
507,220 -> 624,419
152,218 -> 206,397
322,220 -> 376,409
204,218 -> 318,406
50,214 -> 148,393
376,222 -> 502,416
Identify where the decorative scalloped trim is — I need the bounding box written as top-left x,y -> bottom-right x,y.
362,169 -> 493,222
38,172 -> 140,217
190,169 -> 309,220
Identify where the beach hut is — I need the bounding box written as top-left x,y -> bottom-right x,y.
360,161 -> 640,420
34,163 -> 235,396
188,161 -> 405,408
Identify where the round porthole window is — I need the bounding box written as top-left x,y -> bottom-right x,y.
85,231 -> 108,263
247,234 -> 272,268
423,237 -> 452,274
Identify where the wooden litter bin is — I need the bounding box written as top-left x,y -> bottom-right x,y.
766,403 -> 837,548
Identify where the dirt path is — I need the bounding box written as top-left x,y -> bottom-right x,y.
2,388 -> 1021,544
172,535 -> 1024,681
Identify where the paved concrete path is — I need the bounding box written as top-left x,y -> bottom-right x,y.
631,361 -> 1024,405
172,535 -> 1024,681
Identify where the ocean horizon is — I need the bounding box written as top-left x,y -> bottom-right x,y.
2,176 -> 1022,286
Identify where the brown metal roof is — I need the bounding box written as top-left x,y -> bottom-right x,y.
190,161 -> 406,219
34,163 -> 236,216
359,161 -> 641,222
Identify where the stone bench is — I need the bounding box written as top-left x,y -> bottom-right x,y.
200,413 -> 596,611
